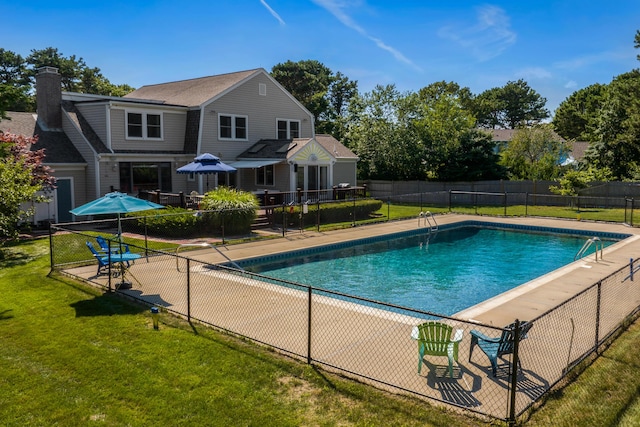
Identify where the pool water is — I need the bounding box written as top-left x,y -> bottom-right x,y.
244,226 -> 617,315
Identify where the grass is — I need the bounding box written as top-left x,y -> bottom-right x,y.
524,318 -> 640,426
7,220 -> 640,425
0,238 -> 484,427
364,203 -> 628,225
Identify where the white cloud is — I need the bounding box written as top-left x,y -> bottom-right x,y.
260,0 -> 286,25
438,5 -> 516,61
311,0 -> 421,71
564,80 -> 577,89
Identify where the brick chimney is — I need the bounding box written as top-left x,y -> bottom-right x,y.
35,66 -> 62,130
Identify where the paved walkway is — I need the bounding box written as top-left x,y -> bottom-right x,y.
62,214 -> 640,419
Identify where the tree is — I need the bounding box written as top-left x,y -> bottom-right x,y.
499,125 -> 569,180
582,70 -> 640,180
345,85 -> 425,180
472,87 -> 504,129
0,49 -> 33,114
0,132 -> 55,242
271,60 -> 357,136
414,82 -> 503,180
320,71 -> 358,140
473,80 -> 549,129
500,80 -> 549,128
271,60 -> 332,128
553,84 -> 607,141
635,29 -> 640,61
26,47 -> 88,92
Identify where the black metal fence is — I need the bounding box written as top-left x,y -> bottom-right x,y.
49,223 -> 640,424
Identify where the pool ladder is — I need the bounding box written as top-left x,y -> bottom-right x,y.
418,211 -> 439,234
574,237 -> 603,261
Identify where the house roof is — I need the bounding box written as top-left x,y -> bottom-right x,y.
236,135 -> 358,162
489,128 -> 517,142
123,69 -> 261,107
0,112 -> 86,164
570,141 -> 589,161
314,134 -> 358,159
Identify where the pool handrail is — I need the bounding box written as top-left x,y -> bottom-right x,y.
176,242 -> 244,272
574,236 -> 603,261
418,211 -> 438,233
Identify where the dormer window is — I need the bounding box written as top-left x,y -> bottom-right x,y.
219,113 -> 248,140
277,119 -> 300,139
126,110 -> 163,140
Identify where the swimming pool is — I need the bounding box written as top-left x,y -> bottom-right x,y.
238,222 -> 627,315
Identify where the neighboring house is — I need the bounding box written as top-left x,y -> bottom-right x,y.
488,128 -> 588,165
0,66 -> 358,224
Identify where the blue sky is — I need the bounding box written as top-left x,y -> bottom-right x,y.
2,0 -> 639,114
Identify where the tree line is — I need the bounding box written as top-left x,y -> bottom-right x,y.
2,33 -> 640,188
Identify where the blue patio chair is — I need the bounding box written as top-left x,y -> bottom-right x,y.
86,241 -> 110,276
417,321 -> 463,378
95,235 -> 116,253
469,320 -> 533,377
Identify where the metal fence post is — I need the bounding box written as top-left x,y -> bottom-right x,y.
503,192 -> 507,216
507,319 -> 521,426
144,216 -> 149,258
595,281 -> 602,353
307,287 -> 312,364
48,222 -> 54,274
187,258 -> 191,322
107,240 -> 112,292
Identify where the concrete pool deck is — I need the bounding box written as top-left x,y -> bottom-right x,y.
179,213 -> 640,326
63,214 -> 640,418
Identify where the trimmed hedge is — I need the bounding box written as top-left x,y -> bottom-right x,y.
272,199 -> 383,226
127,207 -> 201,238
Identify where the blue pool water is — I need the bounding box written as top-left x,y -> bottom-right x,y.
242,225 -> 621,315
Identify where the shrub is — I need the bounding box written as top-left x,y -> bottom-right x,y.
128,207 -> 200,238
273,199 -> 383,226
199,187 -> 258,235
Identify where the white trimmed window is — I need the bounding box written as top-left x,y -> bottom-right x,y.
277,119 -> 300,139
219,113 -> 248,140
256,164 -> 274,186
126,110 -> 163,140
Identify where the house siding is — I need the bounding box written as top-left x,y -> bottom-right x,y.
109,107 -> 187,152
200,73 -> 313,161
333,162 -> 356,186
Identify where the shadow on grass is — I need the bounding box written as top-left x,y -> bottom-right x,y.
0,248 -> 35,269
0,309 -> 14,320
70,292 -> 148,317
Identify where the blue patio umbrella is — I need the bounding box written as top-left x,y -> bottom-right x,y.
70,192 -> 164,247
176,153 -> 237,190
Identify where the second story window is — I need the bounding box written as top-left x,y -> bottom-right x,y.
219,114 -> 248,140
126,111 -> 163,140
277,119 -> 300,139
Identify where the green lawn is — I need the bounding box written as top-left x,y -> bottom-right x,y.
2,236 -> 639,426
0,238 -> 481,427
367,203 -> 628,224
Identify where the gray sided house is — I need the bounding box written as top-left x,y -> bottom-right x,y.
0,67 -> 358,224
